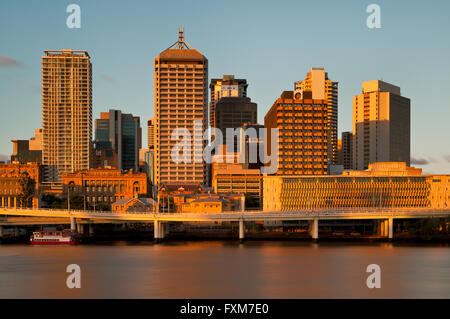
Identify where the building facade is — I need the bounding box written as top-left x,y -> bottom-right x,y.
209,75 -> 248,128
42,50 -> 92,181
214,97 -> 257,152
263,162 -> 449,211
154,29 -> 208,187
264,91 -> 328,175
94,109 -> 141,171
241,123 -> 264,170
340,131 -> 353,170
295,67 -> 338,165
353,80 -> 410,170
147,118 -> 155,150
0,162 -> 42,208
61,167 -> 148,206
11,129 -> 43,164
211,146 -> 262,203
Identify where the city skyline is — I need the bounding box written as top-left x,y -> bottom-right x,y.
1,0 -> 450,174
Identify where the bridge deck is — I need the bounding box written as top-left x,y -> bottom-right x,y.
1,207 -> 450,223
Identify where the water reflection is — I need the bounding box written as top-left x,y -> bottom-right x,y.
0,241 -> 449,298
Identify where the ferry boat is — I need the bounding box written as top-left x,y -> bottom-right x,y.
30,229 -> 80,245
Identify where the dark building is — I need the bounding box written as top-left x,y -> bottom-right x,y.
209,75 -> 248,128
95,110 -> 141,172
241,123 -> 264,170
341,131 -> 353,170
214,97 -> 257,152
10,140 -> 42,164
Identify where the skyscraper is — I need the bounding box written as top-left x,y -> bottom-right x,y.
42,49 -> 92,181
264,90 -> 328,175
341,131 -> 353,170
94,109 -> 141,172
352,80 -> 410,170
214,97 -> 257,152
147,119 -> 155,150
209,75 -> 247,128
154,28 -> 208,187
295,67 -> 338,165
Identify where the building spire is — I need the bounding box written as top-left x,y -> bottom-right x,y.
178,26 -> 184,43
167,26 -> 194,50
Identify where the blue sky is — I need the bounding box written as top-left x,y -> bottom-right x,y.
0,0 -> 449,173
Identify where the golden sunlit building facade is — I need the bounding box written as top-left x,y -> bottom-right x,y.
61,167 -> 148,205
42,50 -> 92,181
263,162 -> 450,211
353,80 -> 410,170
295,67 -> 338,165
154,29 -> 208,187
264,91 -> 328,175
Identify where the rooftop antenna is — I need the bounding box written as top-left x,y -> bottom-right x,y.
167,26 -> 194,50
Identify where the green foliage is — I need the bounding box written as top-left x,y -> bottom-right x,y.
18,172 -> 35,208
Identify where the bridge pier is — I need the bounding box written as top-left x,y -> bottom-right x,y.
70,217 -> 76,231
309,219 -> 319,240
89,224 -> 94,236
154,220 -> 166,242
0,225 -> 3,237
239,219 -> 244,243
77,223 -> 84,234
388,218 -> 394,240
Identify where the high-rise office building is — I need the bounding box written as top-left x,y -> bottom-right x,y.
352,80 -> 410,170
95,109 -> 141,172
264,90 -> 328,175
209,75 -> 248,128
42,50 -> 92,181
214,97 -> 257,152
147,119 -> 155,150
295,67 -> 338,165
341,131 -> 353,170
154,29 -> 208,187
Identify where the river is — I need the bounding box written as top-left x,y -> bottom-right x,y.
0,241 -> 449,298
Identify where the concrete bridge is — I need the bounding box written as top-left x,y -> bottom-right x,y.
1,207 -> 449,241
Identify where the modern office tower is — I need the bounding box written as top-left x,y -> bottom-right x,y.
95,110 -> 141,171
265,90 -> 328,175
11,129 -> 43,164
42,50 -> 92,181
209,75 -> 248,128
214,97 -> 257,152
295,67 -> 338,165
240,123 -> 264,170
94,110 -> 141,172
154,28 -> 208,187
341,131 -> 353,170
352,80 -> 410,170
147,119 -> 155,150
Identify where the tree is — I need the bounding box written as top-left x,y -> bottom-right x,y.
18,172 -> 35,208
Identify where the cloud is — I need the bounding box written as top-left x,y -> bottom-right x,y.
99,74 -> 116,84
443,155 -> 450,163
0,55 -> 22,68
411,157 -> 430,165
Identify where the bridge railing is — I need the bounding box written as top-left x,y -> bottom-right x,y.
1,206 -> 450,218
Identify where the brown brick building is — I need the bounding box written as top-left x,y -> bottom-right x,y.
0,162 -> 42,208
61,168 -> 148,206
264,91 -> 328,175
